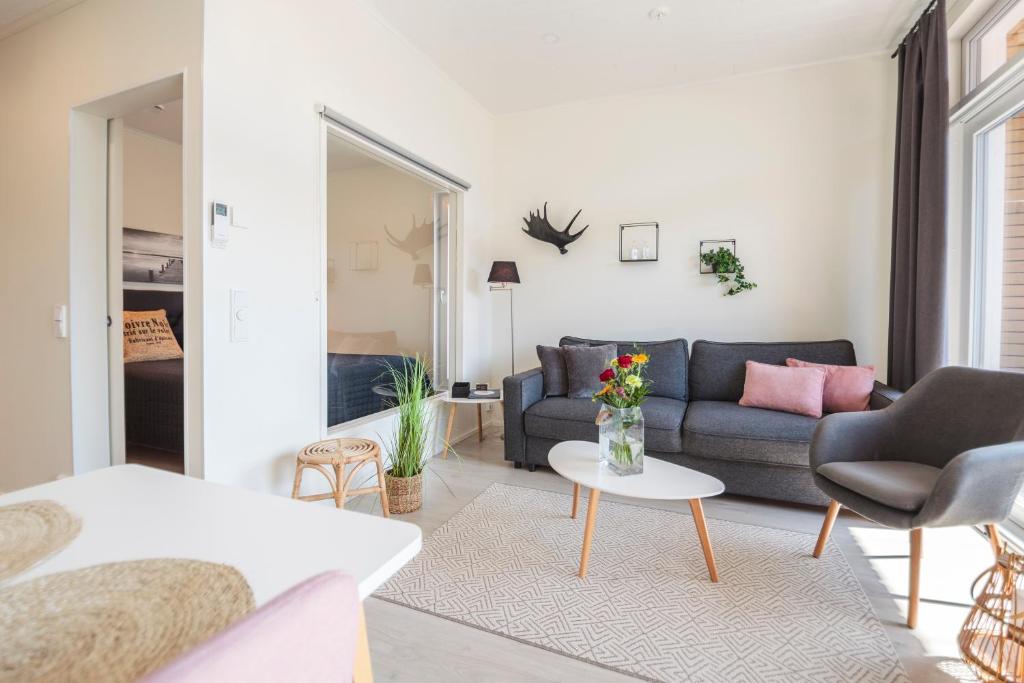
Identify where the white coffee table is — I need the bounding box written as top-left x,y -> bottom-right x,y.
548,440 -> 725,581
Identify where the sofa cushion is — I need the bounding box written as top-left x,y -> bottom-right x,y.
682,400 -> 819,467
536,345 -> 569,397
689,340 -> 857,402
560,336 -> 689,401
563,344 -> 616,398
816,461 -> 942,512
524,396 -> 687,453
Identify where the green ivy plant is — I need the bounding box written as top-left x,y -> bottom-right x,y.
700,247 -> 757,296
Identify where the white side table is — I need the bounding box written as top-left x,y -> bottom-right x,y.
441,394 -> 502,458
548,440 -> 725,581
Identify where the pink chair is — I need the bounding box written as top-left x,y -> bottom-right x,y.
143,571 -> 368,683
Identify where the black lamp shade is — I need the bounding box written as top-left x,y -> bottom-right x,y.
487,260 -> 520,284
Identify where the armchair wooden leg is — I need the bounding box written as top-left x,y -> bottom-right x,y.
908,528 -> 922,629
986,524 -> 1003,559
813,500 -> 841,558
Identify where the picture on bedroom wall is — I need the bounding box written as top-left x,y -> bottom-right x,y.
123,228 -> 183,287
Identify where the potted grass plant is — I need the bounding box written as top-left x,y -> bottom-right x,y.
381,356 -> 434,514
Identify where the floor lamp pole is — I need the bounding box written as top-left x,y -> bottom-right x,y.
509,287 -> 515,376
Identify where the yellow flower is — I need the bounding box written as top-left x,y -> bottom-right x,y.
610,358 -> 619,367
634,353 -> 649,364
596,384 -> 612,396
625,375 -> 642,388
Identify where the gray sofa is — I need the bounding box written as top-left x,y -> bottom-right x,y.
503,336 -> 902,506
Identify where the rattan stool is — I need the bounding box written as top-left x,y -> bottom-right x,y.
291,438 -> 390,517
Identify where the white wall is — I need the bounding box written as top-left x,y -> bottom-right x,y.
123,127 -> 183,236
201,0 -> 494,493
326,163 -> 435,357
0,0 -> 202,491
491,55 -> 897,380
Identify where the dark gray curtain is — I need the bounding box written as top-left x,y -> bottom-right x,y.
888,0 -> 948,392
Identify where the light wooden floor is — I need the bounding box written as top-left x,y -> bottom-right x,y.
339,427 -> 986,682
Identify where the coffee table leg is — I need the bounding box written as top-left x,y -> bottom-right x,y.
579,489 -> 601,578
443,403 -> 457,459
571,483 -> 580,519
689,498 -> 719,583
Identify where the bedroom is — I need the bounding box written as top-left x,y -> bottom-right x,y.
118,98 -> 185,474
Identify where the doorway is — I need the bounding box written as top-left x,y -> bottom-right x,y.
69,74 -> 193,477
117,98 -> 186,473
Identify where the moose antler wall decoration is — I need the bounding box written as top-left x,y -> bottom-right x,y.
384,215 -> 434,259
522,202 -> 588,254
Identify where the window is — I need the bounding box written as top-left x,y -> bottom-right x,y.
963,0 -> 1024,95
971,105 -> 1024,370
321,127 -> 455,429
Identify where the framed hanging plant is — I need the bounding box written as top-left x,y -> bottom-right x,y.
699,245 -> 757,296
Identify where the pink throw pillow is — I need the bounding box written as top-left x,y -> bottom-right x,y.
786,358 -> 875,413
739,361 -> 826,418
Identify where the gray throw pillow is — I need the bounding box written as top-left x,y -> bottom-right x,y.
536,345 -> 569,397
563,344 -> 617,399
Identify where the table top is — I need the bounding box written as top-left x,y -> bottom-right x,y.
0,465 -> 421,603
443,393 -> 502,404
548,440 -> 725,500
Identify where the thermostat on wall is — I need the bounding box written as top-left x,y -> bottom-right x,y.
211,201 -> 230,247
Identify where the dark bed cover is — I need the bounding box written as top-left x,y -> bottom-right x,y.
124,358 -> 184,452
328,353 -> 419,427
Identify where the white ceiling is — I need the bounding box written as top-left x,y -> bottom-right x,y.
0,0 -> 85,40
364,0 -> 922,114
123,98 -> 183,144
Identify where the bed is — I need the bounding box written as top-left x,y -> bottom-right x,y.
123,289 -> 184,453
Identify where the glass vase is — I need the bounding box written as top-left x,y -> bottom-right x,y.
598,406 -> 644,476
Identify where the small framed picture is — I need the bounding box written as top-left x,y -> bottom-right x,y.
349,241 -> 380,271
619,223 -> 659,262
699,239 -> 736,274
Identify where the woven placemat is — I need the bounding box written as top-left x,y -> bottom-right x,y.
0,558 -> 255,683
0,500 -> 81,582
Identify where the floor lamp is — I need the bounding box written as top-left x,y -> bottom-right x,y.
488,261 -> 520,376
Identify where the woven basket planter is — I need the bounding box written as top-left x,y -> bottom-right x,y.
385,472 -> 423,514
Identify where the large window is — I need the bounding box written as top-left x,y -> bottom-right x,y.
322,127 -> 455,429
970,104 -> 1024,370
957,2 -> 1024,372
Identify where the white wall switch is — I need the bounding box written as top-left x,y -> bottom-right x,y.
230,289 -> 249,342
211,201 -> 230,248
53,304 -> 67,338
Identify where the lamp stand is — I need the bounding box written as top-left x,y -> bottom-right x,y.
490,285 -> 515,376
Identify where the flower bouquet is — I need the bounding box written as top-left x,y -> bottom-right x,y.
593,352 -> 651,475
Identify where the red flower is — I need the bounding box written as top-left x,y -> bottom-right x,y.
617,354 -> 633,368
599,368 -> 615,382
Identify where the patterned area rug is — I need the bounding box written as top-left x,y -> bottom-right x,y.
377,483 -> 909,683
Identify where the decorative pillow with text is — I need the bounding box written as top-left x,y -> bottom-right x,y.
123,309 -> 183,363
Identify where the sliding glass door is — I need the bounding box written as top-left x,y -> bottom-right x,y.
321,126 -> 456,430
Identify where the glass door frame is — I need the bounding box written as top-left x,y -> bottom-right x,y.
316,115 -> 462,435
953,65 -> 1024,368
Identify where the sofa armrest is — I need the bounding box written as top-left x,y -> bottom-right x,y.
502,368 -> 544,463
869,381 -> 903,411
810,409 -> 896,470
915,441 -> 1024,528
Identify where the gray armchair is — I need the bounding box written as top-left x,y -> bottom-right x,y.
810,366 -> 1024,628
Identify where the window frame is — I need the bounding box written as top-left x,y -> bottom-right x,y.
316,114 -> 462,435
963,0 -> 1024,97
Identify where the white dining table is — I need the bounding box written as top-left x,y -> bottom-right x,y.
0,464 -> 422,681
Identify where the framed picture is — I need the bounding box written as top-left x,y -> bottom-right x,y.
699,239 -> 736,274
123,228 -> 183,289
349,241 -> 380,271
619,222 -> 659,262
